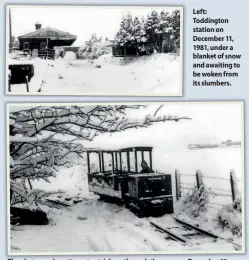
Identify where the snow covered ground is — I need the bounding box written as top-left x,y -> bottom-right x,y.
10,164 -> 242,254
9,53 -> 181,95
9,103 -> 243,254
10,146 -> 243,254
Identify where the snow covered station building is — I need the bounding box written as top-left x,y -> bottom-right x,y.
18,22 -> 77,59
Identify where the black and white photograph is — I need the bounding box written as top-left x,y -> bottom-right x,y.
6,5 -> 182,96
8,102 -> 244,254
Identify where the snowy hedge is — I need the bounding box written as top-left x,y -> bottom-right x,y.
182,185 -> 209,217
215,200 -> 242,236
77,34 -> 112,60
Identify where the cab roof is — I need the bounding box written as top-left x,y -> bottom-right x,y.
86,146 -> 153,153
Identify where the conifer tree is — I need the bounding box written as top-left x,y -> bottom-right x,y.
115,9 -> 181,55
132,16 -> 147,54
115,13 -> 134,47
170,10 -> 181,49
144,11 -> 161,52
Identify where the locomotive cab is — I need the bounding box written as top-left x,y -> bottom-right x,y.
86,146 -> 174,217
127,173 -> 174,217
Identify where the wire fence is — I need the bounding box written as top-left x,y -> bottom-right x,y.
175,169 -> 241,207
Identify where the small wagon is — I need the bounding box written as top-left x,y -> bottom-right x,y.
86,146 -> 174,217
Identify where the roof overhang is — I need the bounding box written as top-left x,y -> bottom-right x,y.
86,146 -> 153,153
18,27 -> 77,41
18,36 -> 76,40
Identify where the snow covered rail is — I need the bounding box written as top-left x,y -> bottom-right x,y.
174,217 -> 242,249
150,221 -> 187,243
173,217 -> 218,239
45,198 -> 71,208
150,217 -> 242,249
150,217 -> 217,245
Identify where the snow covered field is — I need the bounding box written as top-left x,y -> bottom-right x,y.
9,103 -> 243,254
10,162 -> 242,254
9,53 -> 181,95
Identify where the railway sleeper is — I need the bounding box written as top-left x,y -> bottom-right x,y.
181,225 -> 193,231
165,235 -> 179,242
162,226 -> 181,230
150,221 -> 187,243
182,231 -> 201,237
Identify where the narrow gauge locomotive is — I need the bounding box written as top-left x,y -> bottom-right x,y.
86,146 -> 174,217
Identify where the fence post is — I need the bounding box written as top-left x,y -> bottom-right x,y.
230,169 -> 239,202
8,78 -> 11,92
26,76 -> 29,92
196,170 -> 203,189
175,169 -> 181,201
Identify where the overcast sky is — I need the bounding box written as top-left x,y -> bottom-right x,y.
9,103 -> 243,143
9,6 -> 178,46
84,102 -> 243,147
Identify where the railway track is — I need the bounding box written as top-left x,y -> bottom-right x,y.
150,216 -> 242,249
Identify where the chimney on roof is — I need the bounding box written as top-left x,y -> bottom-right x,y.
35,22 -> 42,30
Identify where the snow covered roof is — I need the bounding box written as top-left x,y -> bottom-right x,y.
18,27 -> 77,41
8,58 -> 34,65
87,146 -> 153,153
120,146 -> 153,152
102,40 -> 115,47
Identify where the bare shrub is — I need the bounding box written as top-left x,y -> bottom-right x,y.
215,200 -> 242,236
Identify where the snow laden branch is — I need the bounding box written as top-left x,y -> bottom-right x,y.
10,179 -> 64,208
10,137 -> 84,180
11,105 -> 190,139
10,136 -> 83,206
114,114 -> 190,131
9,105 -> 190,207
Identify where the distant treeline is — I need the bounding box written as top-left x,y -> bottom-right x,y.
188,140 -> 241,150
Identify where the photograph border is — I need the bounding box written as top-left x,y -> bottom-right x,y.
5,4 -> 183,97
6,101 -> 245,256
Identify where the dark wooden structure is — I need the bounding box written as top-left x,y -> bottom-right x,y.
11,206 -> 48,225
59,46 -> 80,53
9,63 -> 34,84
8,62 -> 35,92
18,23 -> 77,59
86,146 -> 174,217
112,45 -> 137,57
